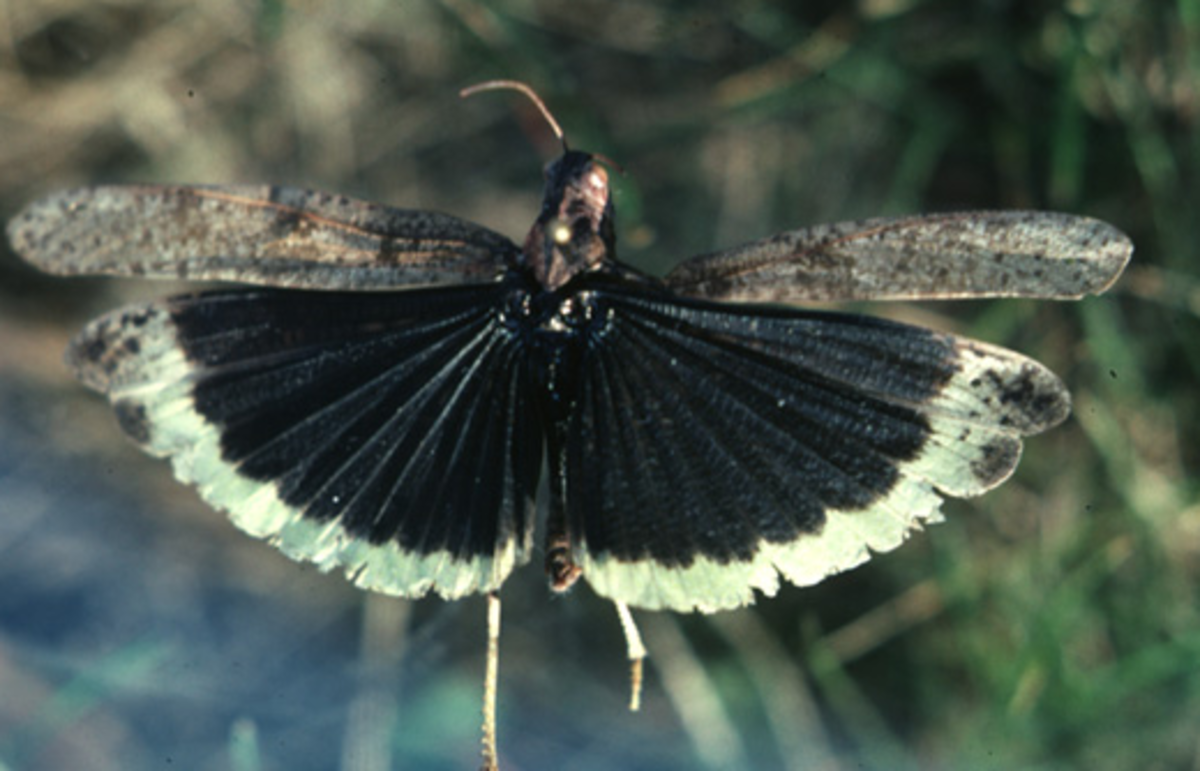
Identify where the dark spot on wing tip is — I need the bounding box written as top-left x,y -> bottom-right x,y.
979,364 -> 1069,434
71,331 -> 111,367
65,307 -> 165,391
1010,368 -> 1069,431
65,325 -> 117,389
971,437 -> 1021,488
114,399 -> 152,445
1029,388 -> 1071,431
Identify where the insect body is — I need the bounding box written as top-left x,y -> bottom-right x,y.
7,82 -> 1133,770
8,87 -> 1131,614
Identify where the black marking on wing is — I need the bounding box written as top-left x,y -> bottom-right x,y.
167,283 -> 542,561
559,286 -> 957,568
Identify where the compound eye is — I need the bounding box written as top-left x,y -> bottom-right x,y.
586,165 -> 608,191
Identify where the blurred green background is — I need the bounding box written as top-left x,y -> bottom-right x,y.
0,2 -> 1193,770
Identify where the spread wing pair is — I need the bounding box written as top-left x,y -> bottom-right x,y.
7,185 -> 1131,612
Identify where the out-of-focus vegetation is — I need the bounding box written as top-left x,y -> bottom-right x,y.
0,3 -> 1194,769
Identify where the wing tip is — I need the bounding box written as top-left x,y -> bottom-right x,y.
7,195 -> 54,271
8,187 -> 105,276
966,434 -> 1025,492
1082,218 -> 1134,297
65,315 -> 121,394
1032,212 -> 1132,299
65,303 -> 175,394
954,341 -> 1072,436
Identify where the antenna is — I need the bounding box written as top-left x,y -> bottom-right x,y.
460,79 -> 568,150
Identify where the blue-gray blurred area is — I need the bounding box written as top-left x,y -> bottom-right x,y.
1,2 -> 1196,770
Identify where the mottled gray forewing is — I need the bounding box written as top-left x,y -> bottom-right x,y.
7,185 -> 520,289
665,211 -> 1132,303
